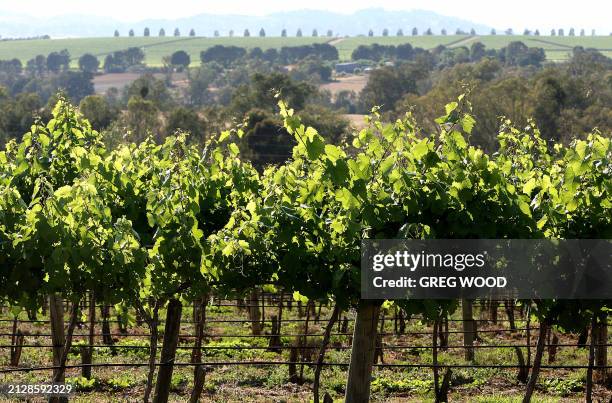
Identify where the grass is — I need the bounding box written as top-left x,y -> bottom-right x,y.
0,36 -> 330,67
1,35 -> 611,66
338,35 -> 612,61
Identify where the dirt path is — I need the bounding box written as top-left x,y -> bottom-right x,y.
445,35 -> 479,48
327,37 -> 346,46
526,37 -> 574,49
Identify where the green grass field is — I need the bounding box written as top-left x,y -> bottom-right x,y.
0,36 -> 330,67
336,35 -> 612,61
0,35 -> 611,66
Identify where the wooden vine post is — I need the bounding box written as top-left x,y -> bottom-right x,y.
461,299 -> 475,361
190,295 -> 208,403
345,300 -> 382,403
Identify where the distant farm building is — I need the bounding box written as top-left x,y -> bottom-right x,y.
335,62 -> 360,74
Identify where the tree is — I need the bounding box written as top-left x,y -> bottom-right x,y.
165,107 -> 206,141
470,42 -> 486,61
187,65 -> 215,105
124,96 -> 160,141
200,45 -> 247,66
580,29 -> 585,36
296,29 -> 303,37
551,29 -> 556,36
327,29 -> 333,37
412,27 -> 418,35
170,50 -> 191,70
281,29 -> 287,37
312,29 -> 318,37
78,54 -> 99,73
259,28 -> 266,37
229,72 -> 315,115
368,29 -> 374,37
47,50 -> 70,73
174,28 -> 180,37
214,30 -> 220,37
503,41 -> 545,67
523,29 -> 531,35
159,28 -> 166,37
249,47 -> 263,59
505,28 -> 514,35
114,30 -> 120,37
229,30 -> 234,37
0,92 -> 41,140
124,47 -> 145,65
189,29 -> 196,37
382,28 -> 389,36
532,75 -> 567,141
491,28 -> 497,35
144,27 -> 150,37
78,95 -> 117,130
569,28 -> 575,36
0,58 -> 23,75
360,65 -> 419,112
125,74 -> 172,110
558,28 -> 565,36
397,29 -> 404,36
425,28 -> 433,35
263,48 -> 279,62
129,29 -> 135,37
396,43 -> 414,60
535,29 -> 540,36
441,28 -> 447,35
470,28 -> 476,35
54,71 -> 95,103
26,54 -> 47,76
244,29 -> 250,37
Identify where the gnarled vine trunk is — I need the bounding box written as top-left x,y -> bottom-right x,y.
523,319 -> 548,403
153,298 -> 183,403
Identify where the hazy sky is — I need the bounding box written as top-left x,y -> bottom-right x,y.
1,0 -> 611,31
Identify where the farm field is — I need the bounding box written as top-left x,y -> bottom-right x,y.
0,36 -> 330,67
319,75 -> 368,97
1,298 -> 609,402
336,35 -> 612,60
1,35 -> 611,66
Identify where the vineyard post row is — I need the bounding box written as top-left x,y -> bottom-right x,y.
0,96 -> 609,402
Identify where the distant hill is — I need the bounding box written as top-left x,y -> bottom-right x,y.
0,8 -> 492,38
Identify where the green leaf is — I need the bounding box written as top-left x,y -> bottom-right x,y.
518,200 -> 532,217
412,139 -> 429,159
228,143 -> 240,156
335,188 -> 360,210
450,131 -> 467,150
536,216 -> 548,230
324,144 -> 344,162
461,114 -> 476,134
218,130 -> 230,142
445,102 -> 458,115
305,136 -> 325,160
522,178 -> 537,195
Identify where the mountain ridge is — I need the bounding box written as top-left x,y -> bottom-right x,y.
0,8 -> 492,38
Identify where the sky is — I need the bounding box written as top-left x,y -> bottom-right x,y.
0,0 -> 610,32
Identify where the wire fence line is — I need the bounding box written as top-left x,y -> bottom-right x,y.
1,343 -> 612,350
1,297 -> 609,381
1,362 -> 611,375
